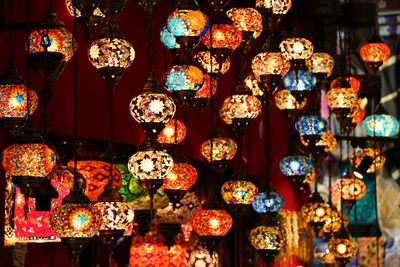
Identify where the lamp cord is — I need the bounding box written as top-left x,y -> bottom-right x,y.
72,1 -> 79,184
24,0 -> 31,121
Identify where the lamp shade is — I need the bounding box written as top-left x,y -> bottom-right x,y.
323,208 -> 348,234
274,90 -> 307,110
251,52 -> 290,78
221,180 -> 258,205
279,38 -> 314,60
326,88 -> 357,109
162,162 -> 197,190
195,74 -> 217,98
192,209 -> 232,236
160,26 -> 180,49
157,119 -> 187,145
360,42 -> 390,65
331,76 -> 360,93
164,65 -> 204,92
128,150 -> 174,181
332,172 -> 367,211
282,70 -> 317,93
194,51 -> 231,75
222,95 -> 262,120
2,144 -> 56,177
301,192 -> 331,230
226,7 -> 263,38
201,137 -> 238,162
94,201 -> 134,230
328,227 -> 358,264
0,83 -> 38,118
362,114 -> 399,137
130,93 -> 176,124
202,24 -> 242,51
249,226 -> 286,251
167,10 -> 210,37
256,0 -> 292,15
280,156 -> 312,176
252,192 -> 285,213
295,115 -> 328,136
306,52 -> 335,76
314,129 -> 337,154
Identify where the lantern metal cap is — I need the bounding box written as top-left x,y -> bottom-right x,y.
139,72 -> 164,94
40,6 -> 65,29
97,179 -> 124,202
99,20 -> 124,39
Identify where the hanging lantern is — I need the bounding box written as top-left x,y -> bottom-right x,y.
360,34 -> 390,72
301,191 -> 331,232
164,64 -> 204,107
314,241 -> 336,265
157,119 -> 187,145
219,104 -> 232,125
201,137 -> 238,169
280,154 -> 313,191
249,225 -> 286,264
221,179 -> 258,207
192,209 -> 233,237
0,65 -> 39,134
194,51 -> 231,76
274,89 -> 307,122
328,226 -> 358,265
310,129 -> 337,156
351,145 -> 386,177
160,26 -> 180,50
323,206 -> 349,234
88,21 -> 135,89
282,69 -> 317,100
306,52 -> 335,81
279,37 -> 314,61
26,8 -> 76,83
326,88 -> 358,123
295,114 -> 328,138
256,0 -> 292,15
252,192 -> 285,214
66,160 -> 122,202
332,170 -> 367,212
331,76 -> 360,93
362,113 -> 399,137
192,74 -> 218,113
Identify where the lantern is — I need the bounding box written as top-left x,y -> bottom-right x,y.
160,26 -> 180,49
251,52 -> 290,78
193,74 -> 218,113
129,231 -> 168,267
331,76 -> 360,93
360,38 -> 390,72
249,226 -> 286,263
282,69 -> 317,100
279,38 -> 314,61
187,244 -> 220,266
328,226 -> 358,265
157,119 -> 187,145
306,52 -> 335,80
362,113 -> 399,137
221,180 -> 258,205
194,51 -> 231,75
192,209 -> 233,236
252,192 -> 285,214
280,156 -> 312,177
256,0 -> 292,15
351,146 -> 386,176
201,137 -> 238,164
162,162 -> 197,191
226,7 -> 263,39
301,191 -> 331,232
326,88 -> 358,123
202,23 -> 242,55
295,115 -> 328,136
274,89 -> 307,122
221,94 -> 262,125
332,170 -> 367,212
115,164 -> 146,202
323,207 -> 349,234
128,150 -> 174,182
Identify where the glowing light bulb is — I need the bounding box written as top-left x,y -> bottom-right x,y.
336,244 -> 347,255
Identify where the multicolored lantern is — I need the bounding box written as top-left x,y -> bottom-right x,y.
249,226 -> 286,251
221,180 -> 258,205
360,40 -> 390,72
351,146 -> 386,174
282,69 -> 317,99
221,94 -> 262,121
162,162 -> 197,191
226,7 -> 263,39
280,156 -> 312,177
157,119 -> 187,145
326,88 -> 358,122
202,24 -> 242,51
164,65 -> 204,93
328,227 -> 358,265
160,26 -> 180,49
130,92 -> 176,124
252,192 -> 285,213
323,207 -> 349,234
195,74 -> 217,98
314,241 -> 336,264
332,170 -> 367,212
279,38 -> 314,60
362,114 -> 399,137
295,115 -> 328,136
301,191 -> 331,231
194,51 -> 231,75
331,76 -> 360,93
256,0 -> 292,15
306,52 -> 335,78
201,137 -> 238,162
274,89 -> 307,120
167,10 -> 210,37
94,201 -> 134,231
192,209 -> 233,236
251,52 -> 290,78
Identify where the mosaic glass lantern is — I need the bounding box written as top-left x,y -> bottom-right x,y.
128,150 -> 174,181
88,22 -> 135,88
301,191 -> 331,232
226,7 -> 263,39
295,115 -> 328,136
115,164 -> 146,202
193,74 -> 218,113
194,51 -> 231,75
66,160 -> 122,202
94,201 -> 134,231
160,26 -> 180,49
331,76 -> 360,93
221,94 -> 262,123
351,146 -> 386,175
315,129 -> 337,154
326,88 -> 358,123
201,137 -> 238,163
219,104 -> 232,125
279,38 -> 314,61
167,10 -> 210,37
332,170 -> 367,212
360,39 -> 390,72
221,180 -> 258,205
251,52 -> 290,78
157,119 -> 187,145
305,52 -> 335,79
280,156 -> 312,177
256,0 -> 292,15
249,226 -> 286,251
362,113 -> 399,137
252,192 -> 285,213
274,89 -> 307,122
162,162 -> 197,191
245,74 -> 264,99
328,227 -> 358,265
202,23 -> 243,52
282,69 -> 317,100
192,209 -> 233,236
323,207 -> 349,234
314,242 -> 336,265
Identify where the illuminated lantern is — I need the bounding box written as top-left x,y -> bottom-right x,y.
162,162 -> 197,191
26,9 -> 76,82
328,226 -> 358,265
323,206 -> 349,234
280,154 -> 313,191
314,241 -> 336,265
157,119 -> 187,145
314,129 -> 337,155
164,65 -> 204,106
249,225 -> 286,263
295,114 -> 328,138
306,52 -> 335,81
256,0 -> 292,15
326,88 -> 358,123
252,192 -> 284,214
245,74 -> 264,102
282,69 -> 317,100
362,113 -> 399,137
192,209 -> 233,236
201,137 -> 238,169
360,35 -> 390,72
160,26 -> 180,50
301,191 -> 331,232
279,37 -> 314,61
331,76 -> 360,93
66,160 -> 122,202
128,150 -> 174,182
192,74 -> 218,112
332,170 -> 367,212
219,104 -> 232,125
194,51 -> 231,75
88,21 -> 135,89
0,65 -> 39,134
351,145 -> 386,176
274,89 -> 307,122
115,164 -> 146,202
221,179 -> 258,206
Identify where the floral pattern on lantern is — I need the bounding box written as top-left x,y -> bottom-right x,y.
332,177 -> 367,202
201,137 -> 238,162
195,74 -> 217,98
360,42 -> 390,64
67,161 -> 122,202
306,52 -> 335,76
226,8 -> 263,38
221,180 -> 258,205
222,95 -> 262,120
164,65 -> 204,92
274,89 -> 307,110
88,38 -> 135,69
128,150 -> 174,181
160,26 -> 180,49
0,84 -> 38,118
351,147 -> 386,173
282,70 -> 317,92
28,28 -> 76,62
130,93 -> 176,124
157,119 -> 186,145
50,203 -> 101,238
279,38 -> 314,60
251,52 -> 290,78
202,24 -> 242,51
362,114 -> 399,137
2,144 -> 56,177
194,51 -> 231,75
280,156 -> 312,176
249,226 -> 286,250
331,76 -> 360,93
167,10 -> 210,37
295,115 -> 328,136
326,88 -> 357,109
192,209 -> 232,236
252,192 -> 285,213
323,208 -> 348,234
94,202 -> 134,230
162,162 -> 197,190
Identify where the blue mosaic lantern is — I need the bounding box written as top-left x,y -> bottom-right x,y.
280,156 -> 312,176
160,26 -> 180,49
282,70 -> 316,100
295,115 -> 328,136
362,114 -> 399,137
252,192 -> 284,213
167,10 -> 210,37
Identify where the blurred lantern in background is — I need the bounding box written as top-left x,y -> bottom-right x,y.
252,191 -> 284,214
332,170 -> 367,212
249,225 -> 286,264
192,74 -> 218,113
274,89 -> 306,123
351,143 -> 385,178
157,119 -> 187,145
301,191 -> 331,233
328,226 -> 358,265
160,26 -> 180,50
362,111 -> 399,137
360,33 -> 390,72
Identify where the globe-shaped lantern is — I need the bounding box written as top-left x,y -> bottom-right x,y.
249,225 -> 286,263
129,231 -> 168,266
88,22 -> 135,89
279,37 -> 314,62
314,241 -> 336,265
362,113 -> 399,137
192,209 -> 233,238
360,36 -> 390,72
306,52 -> 335,81
26,8 -> 76,82
160,26 -> 180,50
332,170 -> 367,212
2,143 -> 56,199
256,0 -> 292,15
280,154 -> 313,191
328,226 -> 358,265
0,65 -> 39,134
194,51 -> 231,76
301,191 -> 332,232
331,76 -> 360,93
221,179 -> 258,211
164,64 -> 205,106
192,74 -> 218,113
295,115 -> 328,148
312,129 -> 337,156
351,145 -> 386,177
326,87 -> 358,123
282,69 -> 317,100
323,206 -> 349,234
252,191 -> 284,214
157,119 -> 187,145
201,137 -> 238,169
274,89 -> 307,122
